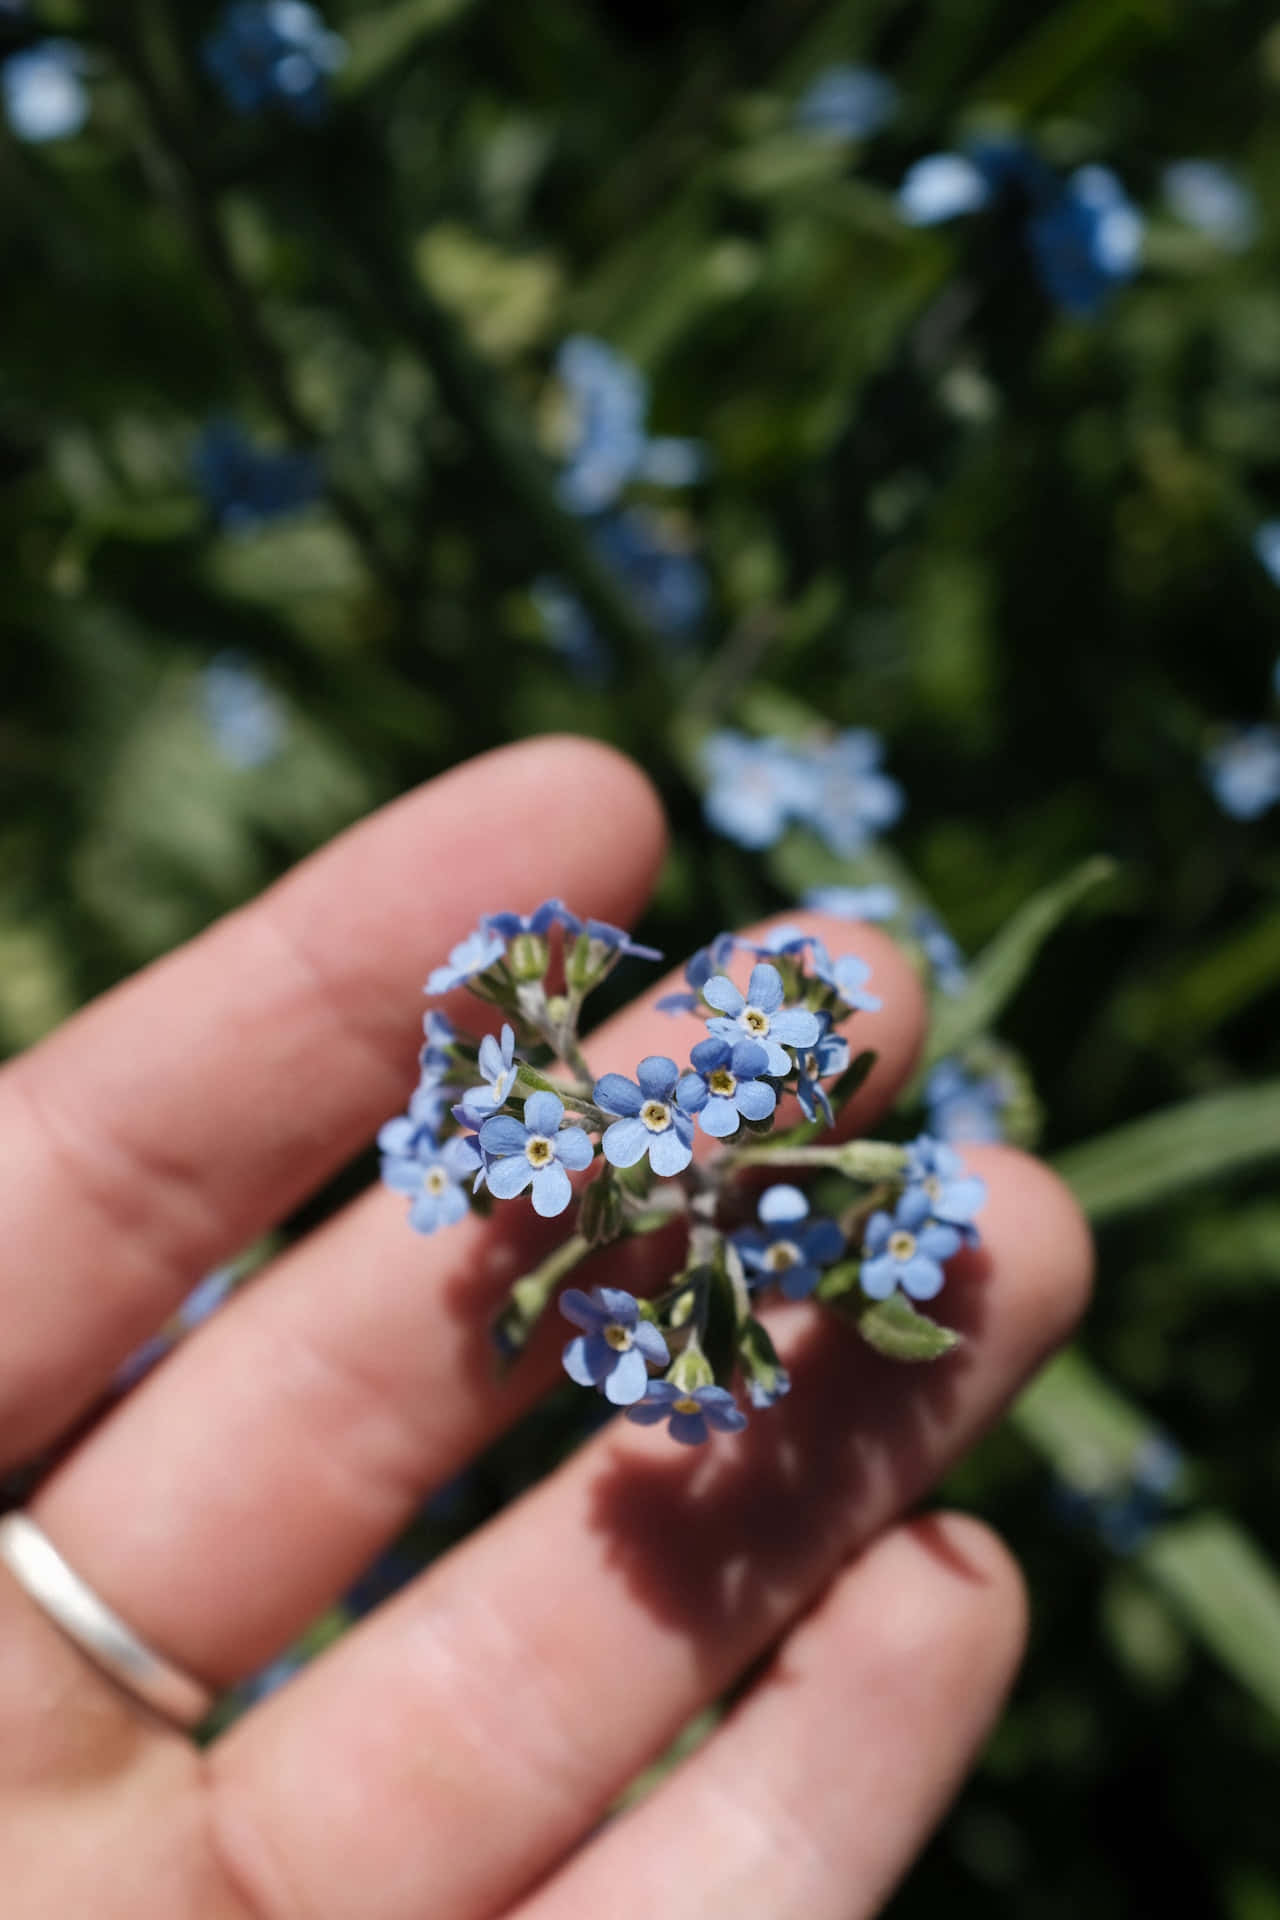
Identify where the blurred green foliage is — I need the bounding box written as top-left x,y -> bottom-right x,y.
5,0 -> 1280,1911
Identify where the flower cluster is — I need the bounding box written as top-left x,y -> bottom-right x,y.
898,138 -> 1143,318
378,907 -> 985,1446
702,728 -> 903,854
203,1 -> 346,120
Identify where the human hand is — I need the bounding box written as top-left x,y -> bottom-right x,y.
0,737 -> 1091,1919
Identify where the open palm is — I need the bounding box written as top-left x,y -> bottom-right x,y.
0,737 -> 1090,1920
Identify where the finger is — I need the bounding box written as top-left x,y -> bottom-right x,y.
509,1514 -> 1027,1920
29,917 -> 924,1681
204,1149 -> 1091,1920
0,735 -> 665,1465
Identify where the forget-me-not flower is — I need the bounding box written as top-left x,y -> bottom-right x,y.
1162,161 -> 1258,252
809,729 -> 904,855
861,1187 -> 961,1302
794,1012 -> 850,1125
381,1132 -> 481,1235
905,1135 -> 986,1243
1027,164 -> 1143,318
378,1079 -> 452,1157
455,1023 -> 518,1126
811,945 -> 881,1014
803,884 -> 899,922
656,933 -> 737,1016
555,335 -> 704,516
925,1057 -> 1007,1144
898,152 -> 992,225
702,731 -> 819,850
199,652 -> 286,768
478,1091 -> 593,1217
2,38 -> 88,142
793,64 -> 897,141
426,925 -> 507,995
203,1 -> 346,119
559,1286 -> 669,1405
1205,724 -> 1280,821
704,961 -> 821,1075
913,910 -> 968,996
732,1185 -> 844,1300
677,1035 -> 776,1138
626,1380 -> 748,1445
593,1057 -> 695,1176
565,912 -> 663,963
419,1010 -> 457,1083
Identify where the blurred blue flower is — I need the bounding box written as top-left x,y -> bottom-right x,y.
1162,161 -> 1258,251
555,334 -> 704,515
704,961 -> 821,1074
203,1 -> 346,119
594,1056 -> 695,1176
1205,724 -> 1280,821
378,1079 -> 452,1156
1027,164 -> 1142,318
793,64 -> 897,141
478,1091 -> 593,1217
193,421 -> 323,532
626,1380 -> 748,1445
732,1184 -> 844,1301
595,506 -> 708,641
898,152 -> 991,225
677,1034 -> 776,1138
803,884 -> 899,922
419,1010 -> 457,1085
1253,522 -> 1280,588
2,39 -> 88,142
861,1186 -> 961,1303
913,909 -> 968,996
425,925 -> 507,995
702,731 -> 816,849
531,576 -> 611,685
199,652 -> 286,768
811,945 -> 881,1014
380,1133 -> 480,1234
113,1266 -> 238,1391
746,1366 -> 791,1410
559,1286 -> 669,1405
924,1057 -> 1008,1144
904,1135 -> 986,1243
808,729 -> 904,856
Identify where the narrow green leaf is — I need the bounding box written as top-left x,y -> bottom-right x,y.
338,0 -> 476,95
493,1233 -> 590,1368
1011,1347 -> 1156,1485
922,855 -> 1117,1070
1141,1515 -> 1280,1723
857,1292 -> 960,1362
1053,1080 -> 1280,1225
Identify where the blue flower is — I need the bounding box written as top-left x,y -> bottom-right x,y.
924,1058 -> 1008,1144
594,507 -> 709,643
193,421 -> 323,531
203,1 -> 346,120
1027,164 -> 1142,318
593,1056 -> 695,1175
425,925 -> 507,995
732,1185 -> 844,1301
1206,724 -> 1280,821
559,1286 -> 670,1405
1254,522 -> 1280,588
898,152 -> 992,225
478,1091 -> 594,1217
794,1012 -> 850,1125
793,64 -> 897,141
1162,161 -> 1258,251
656,933 -> 737,1015
568,914 -> 663,963
738,924 -> 821,960
626,1380 -> 748,1445
861,1188 -> 961,1302
381,1133 -> 481,1235
419,1010 -> 457,1083
199,652 -> 286,768
904,1135 -> 986,1243
483,900 -> 573,941
554,335 -> 704,515
677,1035 -> 776,1138
811,945 -> 881,1014
455,1022 -> 519,1127
702,731 -> 818,850
803,884 -> 899,922
806,730 -> 904,856
746,1366 -> 791,1409
703,961 -> 821,1074
378,1078 -> 453,1156
2,39 -> 88,142
532,576 -> 612,685
913,910 -> 968,996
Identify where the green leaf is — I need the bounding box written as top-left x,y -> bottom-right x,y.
1010,1347 -> 1157,1485
493,1234 -> 590,1368
922,855 -> 1117,1070
1053,1080 -> 1280,1225
1140,1515 -> 1280,1723
338,0 -> 477,95
857,1292 -> 961,1362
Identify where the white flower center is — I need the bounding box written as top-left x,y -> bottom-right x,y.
423,1167 -> 449,1196
525,1134 -> 555,1168
604,1323 -> 633,1353
923,1175 -> 942,1203
764,1240 -> 801,1272
640,1100 -> 673,1132
888,1230 -> 917,1261
708,1067 -> 738,1097
743,1005 -> 770,1036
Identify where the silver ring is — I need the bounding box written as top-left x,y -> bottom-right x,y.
0,1512 -> 214,1729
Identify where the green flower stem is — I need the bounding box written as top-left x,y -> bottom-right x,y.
494,1233 -> 591,1363
725,1140 -> 909,1180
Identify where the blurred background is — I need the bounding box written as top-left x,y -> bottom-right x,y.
3,0 -> 1280,1910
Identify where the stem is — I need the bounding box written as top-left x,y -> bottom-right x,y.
724,1140 -> 909,1180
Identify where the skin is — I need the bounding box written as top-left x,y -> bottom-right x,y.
0,736 -> 1092,1920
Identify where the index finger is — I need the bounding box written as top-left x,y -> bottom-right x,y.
0,736 -> 666,1467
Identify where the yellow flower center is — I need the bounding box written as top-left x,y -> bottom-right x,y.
708,1067 -> 737,1097
888,1230 -> 917,1261
743,1006 -> 769,1036
640,1100 -> 672,1132
673,1395 -> 702,1416
525,1135 -> 555,1168
924,1175 -> 941,1202
604,1323 -> 633,1352
423,1167 -> 448,1196
764,1240 -> 800,1272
